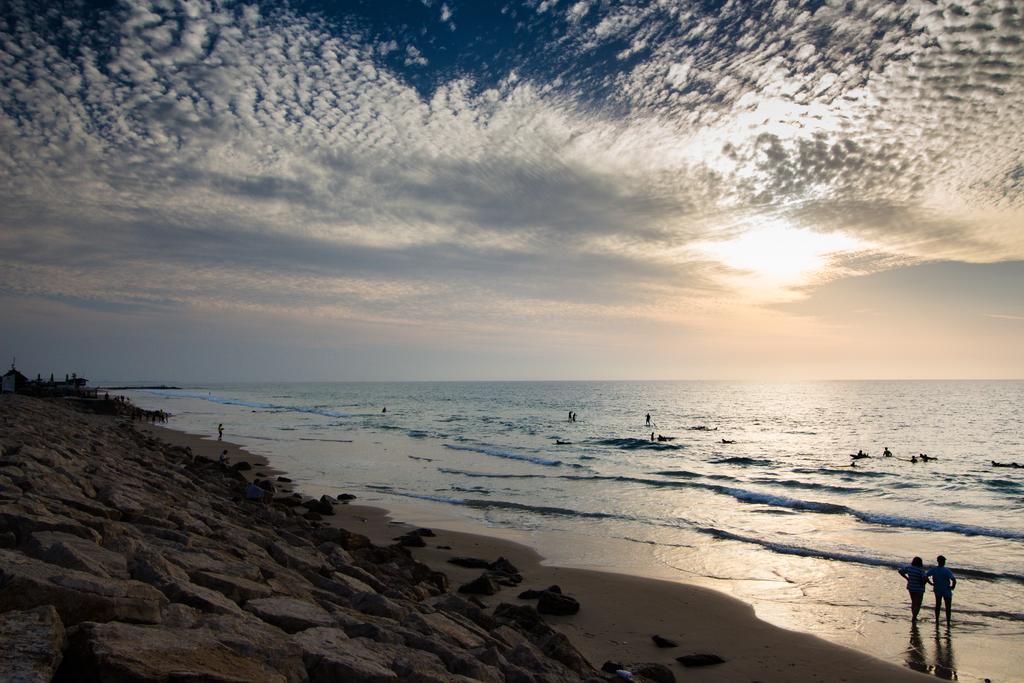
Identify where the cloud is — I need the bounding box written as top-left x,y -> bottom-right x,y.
0,0 -> 1021,372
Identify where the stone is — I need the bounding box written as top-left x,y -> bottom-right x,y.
277,476 -> 293,483
489,556 -> 518,574
414,528 -> 435,537
232,461 -> 253,471
268,540 -> 327,575
536,630 -> 594,677
394,532 -> 426,547
191,570 -> 273,604
293,627 -> 397,682
447,556 -> 491,569
457,573 -> 499,596
336,493 -> 357,501
537,590 -> 579,616
631,662 -> 676,683
651,634 -> 678,648
302,497 -> 334,516
24,530 -> 129,578
518,585 -> 560,599
602,661 -> 626,673
0,605 -> 65,682
493,603 -> 548,636
244,596 -> 335,633
675,653 -> 725,667
0,549 -> 167,626
61,621 -> 287,682
351,591 -> 409,620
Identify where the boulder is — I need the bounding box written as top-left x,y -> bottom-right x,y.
61,621 -> 288,682
0,605 -> 65,682
0,503 -> 101,544
537,590 -> 579,616
457,573 -> 499,596
675,653 -> 725,667
24,530 -> 129,578
651,634 -> 678,648
292,627 -> 397,682
191,570 -> 273,604
232,461 -> 252,471
394,532 -> 426,548
267,540 -> 327,575
0,549 -> 167,625
302,496 -> 334,516
350,591 -> 409,621
447,556 -> 491,569
631,661 -> 676,683
244,597 -> 335,633
336,493 -> 356,501
517,585 -> 560,600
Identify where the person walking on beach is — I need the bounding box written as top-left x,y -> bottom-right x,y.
217,423 -> 223,440
898,556 -> 928,622
646,413 -> 652,426
926,555 -> 957,625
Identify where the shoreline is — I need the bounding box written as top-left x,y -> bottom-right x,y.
134,418 -> 929,681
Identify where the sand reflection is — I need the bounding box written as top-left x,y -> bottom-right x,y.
905,624 -> 958,680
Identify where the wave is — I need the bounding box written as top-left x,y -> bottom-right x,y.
390,491 -> 632,521
985,478 -> 1023,491
443,444 -> 562,467
653,469 -> 703,479
297,437 -> 353,443
592,437 -> 684,451
694,527 -> 1024,584
439,468 -> 547,479
793,467 -> 891,478
712,456 -> 772,466
142,389 -> 357,418
750,477 -> 865,494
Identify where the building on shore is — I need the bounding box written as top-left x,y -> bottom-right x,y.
1,363 -> 29,394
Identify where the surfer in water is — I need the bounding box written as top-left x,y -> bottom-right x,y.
883,447 -> 893,457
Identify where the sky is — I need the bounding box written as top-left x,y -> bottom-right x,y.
1,0 -> 1022,382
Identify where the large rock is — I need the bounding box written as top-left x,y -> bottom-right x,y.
0,549 -> 167,625
457,573 -> 499,596
537,590 -> 579,615
293,627 -> 397,682
675,653 -> 725,667
61,621 -> 288,683
0,605 -> 65,682
244,597 -> 335,633
191,570 -> 273,604
24,530 -> 129,578
0,503 -> 101,544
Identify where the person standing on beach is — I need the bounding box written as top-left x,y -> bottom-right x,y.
218,423 -> 223,440
646,413 -> 651,426
926,555 -> 957,625
898,556 -> 927,622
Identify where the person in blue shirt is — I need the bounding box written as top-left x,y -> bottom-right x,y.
897,556 -> 928,622
925,555 -> 957,625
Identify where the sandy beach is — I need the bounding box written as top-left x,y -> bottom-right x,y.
134,418 -> 930,682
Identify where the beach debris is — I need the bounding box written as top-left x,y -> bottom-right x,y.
651,634 -> 678,648
448,556 -> 492,569
538,589 -> 580,615
458,573 -> 500,595
675,653 -> 725,667
615,669 -> 634,680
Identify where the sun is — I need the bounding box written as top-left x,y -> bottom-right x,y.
697,220 -> 865,295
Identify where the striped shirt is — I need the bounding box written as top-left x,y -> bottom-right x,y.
902,565 -> 927,593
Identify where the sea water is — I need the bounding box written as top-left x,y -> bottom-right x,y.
124,380 -> 1024,681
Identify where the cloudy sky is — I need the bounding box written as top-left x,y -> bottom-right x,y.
1,0 -> 1022,381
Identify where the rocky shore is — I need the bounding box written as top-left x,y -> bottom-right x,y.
0,394 -> 612,682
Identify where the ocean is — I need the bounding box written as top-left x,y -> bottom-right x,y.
123,380 -> 1024,681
